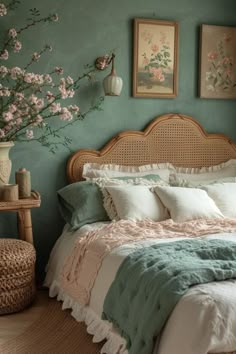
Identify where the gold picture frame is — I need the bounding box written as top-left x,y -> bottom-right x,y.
133,18 -> 179,98
199,24 -> 236,99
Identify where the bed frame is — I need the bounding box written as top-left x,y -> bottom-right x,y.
67,113 -> 236,183
67,112 -> 236,354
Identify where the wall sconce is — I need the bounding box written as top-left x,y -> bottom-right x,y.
95,53 -> 123,96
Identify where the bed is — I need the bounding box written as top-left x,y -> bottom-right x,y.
44,113 -> 236,354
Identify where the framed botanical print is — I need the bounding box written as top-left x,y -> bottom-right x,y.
199,24 -> 236,99
132,18 -> 179,98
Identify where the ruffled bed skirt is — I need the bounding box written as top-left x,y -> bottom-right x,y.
47,280 -> 236,354
48,280 -> 128,354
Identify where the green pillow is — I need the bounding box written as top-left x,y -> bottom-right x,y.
57,174 -> 165,230
57,181 -> 109,230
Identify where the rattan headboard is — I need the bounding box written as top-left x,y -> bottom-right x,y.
67,113 -> 236,183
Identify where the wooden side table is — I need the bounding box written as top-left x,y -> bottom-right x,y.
0,190 -> 41,244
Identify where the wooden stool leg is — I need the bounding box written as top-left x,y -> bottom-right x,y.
17,209 -> 34,244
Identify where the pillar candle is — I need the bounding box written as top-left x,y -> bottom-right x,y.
15,168 -> 31,198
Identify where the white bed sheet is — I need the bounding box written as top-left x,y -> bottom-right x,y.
44,223 -> 236,354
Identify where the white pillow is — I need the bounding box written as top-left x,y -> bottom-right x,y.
170,159 -> 236,185
154,186 -> 224,223
103,185 -> 169,221
202,183 -> 236,218
170,176 -> 236,187
82,162 -> 175,183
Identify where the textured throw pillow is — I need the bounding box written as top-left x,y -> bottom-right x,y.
93,174 -> 168,188
82,162 -> 175,183
104,185 -> 169,221
57,181 -> 110,230
154,186 -> 224,222
170,159 -> 236,186
202,183 -> 236,218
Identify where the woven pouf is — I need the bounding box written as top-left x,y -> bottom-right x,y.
0,238 -> 36,315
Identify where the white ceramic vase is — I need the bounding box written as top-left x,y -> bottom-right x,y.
0,141 -> 14,184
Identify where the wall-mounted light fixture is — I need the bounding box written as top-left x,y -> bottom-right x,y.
95,53 -> 123,96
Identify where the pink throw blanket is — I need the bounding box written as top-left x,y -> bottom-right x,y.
60,218 -> 236,306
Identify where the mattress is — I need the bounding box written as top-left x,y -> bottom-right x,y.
44,222 -> 236,354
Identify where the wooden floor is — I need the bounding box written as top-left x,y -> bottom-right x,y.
0,290 -> 50,346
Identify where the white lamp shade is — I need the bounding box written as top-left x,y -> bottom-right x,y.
103,74 -> 123,96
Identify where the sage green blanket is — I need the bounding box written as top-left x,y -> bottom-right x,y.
102,239 -> 236,354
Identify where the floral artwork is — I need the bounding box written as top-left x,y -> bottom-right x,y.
200,25 -> 236,99
133,19 -> 179,98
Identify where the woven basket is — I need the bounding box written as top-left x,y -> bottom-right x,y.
0,238 -> 36,315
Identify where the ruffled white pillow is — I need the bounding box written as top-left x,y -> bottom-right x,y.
103,185 -> 169,221
82,162 -> 175,183
154,186 -> 224,222
170,159 -> 236,186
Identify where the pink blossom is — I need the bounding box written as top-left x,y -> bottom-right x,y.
32,52 -> 40,61
0,65 -> 8,77
4,125 -> 12,132
52,13 -> 59,22
0,3 -> 7,16
54,66 -> 63,75
44,74 -> 53,84
29,94 -> 38,104
60,89 -> 68,99
3,112 -> 13,122
59,79 -> 68,99
35,115 -> 43,124
151,44 -> 159,52
0,49 -> 9,60
66,76 -> 74,85
8,120 -> 15,127
26,129 -> 34,139
15,118 -> 22,126
67,89 -> 75,98
9,104 -> 17,113
24,73 -> 35,83
8,28 -> 17,38
46,91 -> 55,102
36,98 -> 44,110
15,92 -> 24,101
10,67 -> 24,79
60,107 -> 73,121
0,88 -> 11,96
208,51 -> 218,61
0,129 -> 5,138
50,102 -> 61,113
34,74 -> 44,85
221,57 -> 232,65
13,40 -> 22,53
68,105 -> 80,113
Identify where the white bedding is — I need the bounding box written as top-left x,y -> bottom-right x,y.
44,223 -> 236,354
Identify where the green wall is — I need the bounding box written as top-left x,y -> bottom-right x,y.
1,0 -> 236,281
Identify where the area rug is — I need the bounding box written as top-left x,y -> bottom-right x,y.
0,296 -> 104,354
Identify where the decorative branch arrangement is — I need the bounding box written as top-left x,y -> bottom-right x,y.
0,0 -> 104,152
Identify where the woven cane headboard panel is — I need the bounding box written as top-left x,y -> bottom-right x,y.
67,113 -> 236,183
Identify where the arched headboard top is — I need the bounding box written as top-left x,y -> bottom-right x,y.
67,113 -> 236,183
